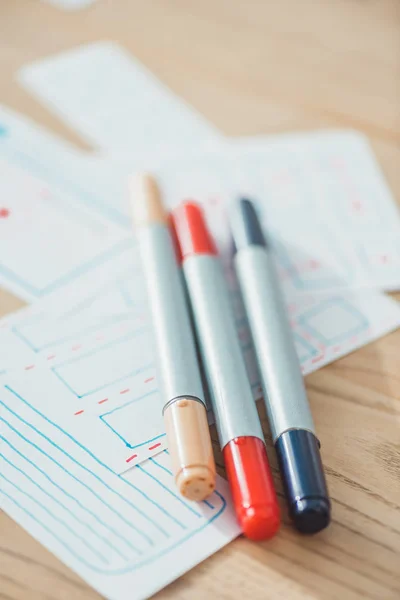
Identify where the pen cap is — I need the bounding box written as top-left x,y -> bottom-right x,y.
223,437 -> 280,541
164,397 -> 216,501
172,201 -> 218,258
275,430 -> 330,534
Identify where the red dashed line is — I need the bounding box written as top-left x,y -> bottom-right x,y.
98,398 -> 108,404
74,410 -> 84,416
311,355 -> 324,364
149,443 -> 161,451
144,377 -> 154,384
24,365 -> 35,370
72,344 -> 82,351
46,354 -> 56,360
125,454 -> 138,463
120,388 -> 130,395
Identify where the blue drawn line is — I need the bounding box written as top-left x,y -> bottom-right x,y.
297,297 -> 369,345
12,313 -> 134,353
1,386 -> 228,575
137,464 -> 202,519
150,457 -> 215,511
0,124 -> 7,136
0,488 -> 115,571
51,328 -> 151,398
118,279 -> 135,308
53,362 -> 153,399
0,445 -> 134,558
0,472 -> 109,565
100,390 -> 162,449
292,333 -> 318,362
0,411 -> 155,545
0,237 -> 133,298
3,388 -> 179,535
149,456 -> 172,476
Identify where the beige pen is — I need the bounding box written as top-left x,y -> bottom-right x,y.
130,174 -> 216,501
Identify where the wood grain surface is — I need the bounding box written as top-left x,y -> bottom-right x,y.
0,1 -> 399,599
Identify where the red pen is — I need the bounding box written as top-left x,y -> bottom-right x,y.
172,201 -> 280,540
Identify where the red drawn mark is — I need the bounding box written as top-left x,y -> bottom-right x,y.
287,303 -> 297,314
311,355 -> 324,364
46,354 -> 56,360
149,442 -> 161,451
352,200 -> 363,213
120,388 -> 130,395
74,410 -> 84,416
144,377 -> 154,384
351,336 -> 357,344
0,208 -> 10,219
126,454 -> 138,463
24,364 -> 35,370
98,398 -> 108,405
301,365 -> 305,373
333,346 -> 341,353
303,332 -> 311,341
309,259 -> 320,270
379,255 -> 389,264
72,344 -> 81,351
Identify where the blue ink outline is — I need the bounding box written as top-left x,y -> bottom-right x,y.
0,472 -> 110,565
99,390 -> 163,449
1,385 -> 228,575
0,442 -> 136,557
51,329 -> 152,398
0,237 -> 133,298
297,297 -> 369,345
292,333 -> 318,362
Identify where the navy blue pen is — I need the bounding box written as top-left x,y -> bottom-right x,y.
229,198 -> 330,534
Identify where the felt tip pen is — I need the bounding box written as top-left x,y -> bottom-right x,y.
229,198 -> 331,534
172,200 -> 280,541
130,175 -> 216,501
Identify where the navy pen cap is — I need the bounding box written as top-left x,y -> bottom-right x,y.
275,430 -> 331,534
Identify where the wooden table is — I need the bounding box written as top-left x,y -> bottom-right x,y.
0,1 -> 399,598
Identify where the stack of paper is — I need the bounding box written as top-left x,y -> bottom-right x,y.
0,40 -> 399,600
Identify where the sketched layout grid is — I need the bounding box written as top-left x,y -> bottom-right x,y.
0,385 -> 227,574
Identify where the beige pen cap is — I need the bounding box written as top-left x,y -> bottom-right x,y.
164,398 -> 216,501
130,173 -> 168,228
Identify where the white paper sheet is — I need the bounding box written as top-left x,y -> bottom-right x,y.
0,381 -> 240,600
151,132 -> 400,294
2,243 -> 399,474
0,105 -> 134,302
18,42 -> 222,154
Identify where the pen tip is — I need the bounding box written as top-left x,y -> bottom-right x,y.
130,173 -> 167,228
229,198 -> 267,251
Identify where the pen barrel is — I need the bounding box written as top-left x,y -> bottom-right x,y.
234,246 -> 315,440
137,224 -> 205,404
182,255 -> 264,448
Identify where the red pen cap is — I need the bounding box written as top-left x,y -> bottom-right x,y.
172,201 -> 218,260
223,437 -> 280,541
